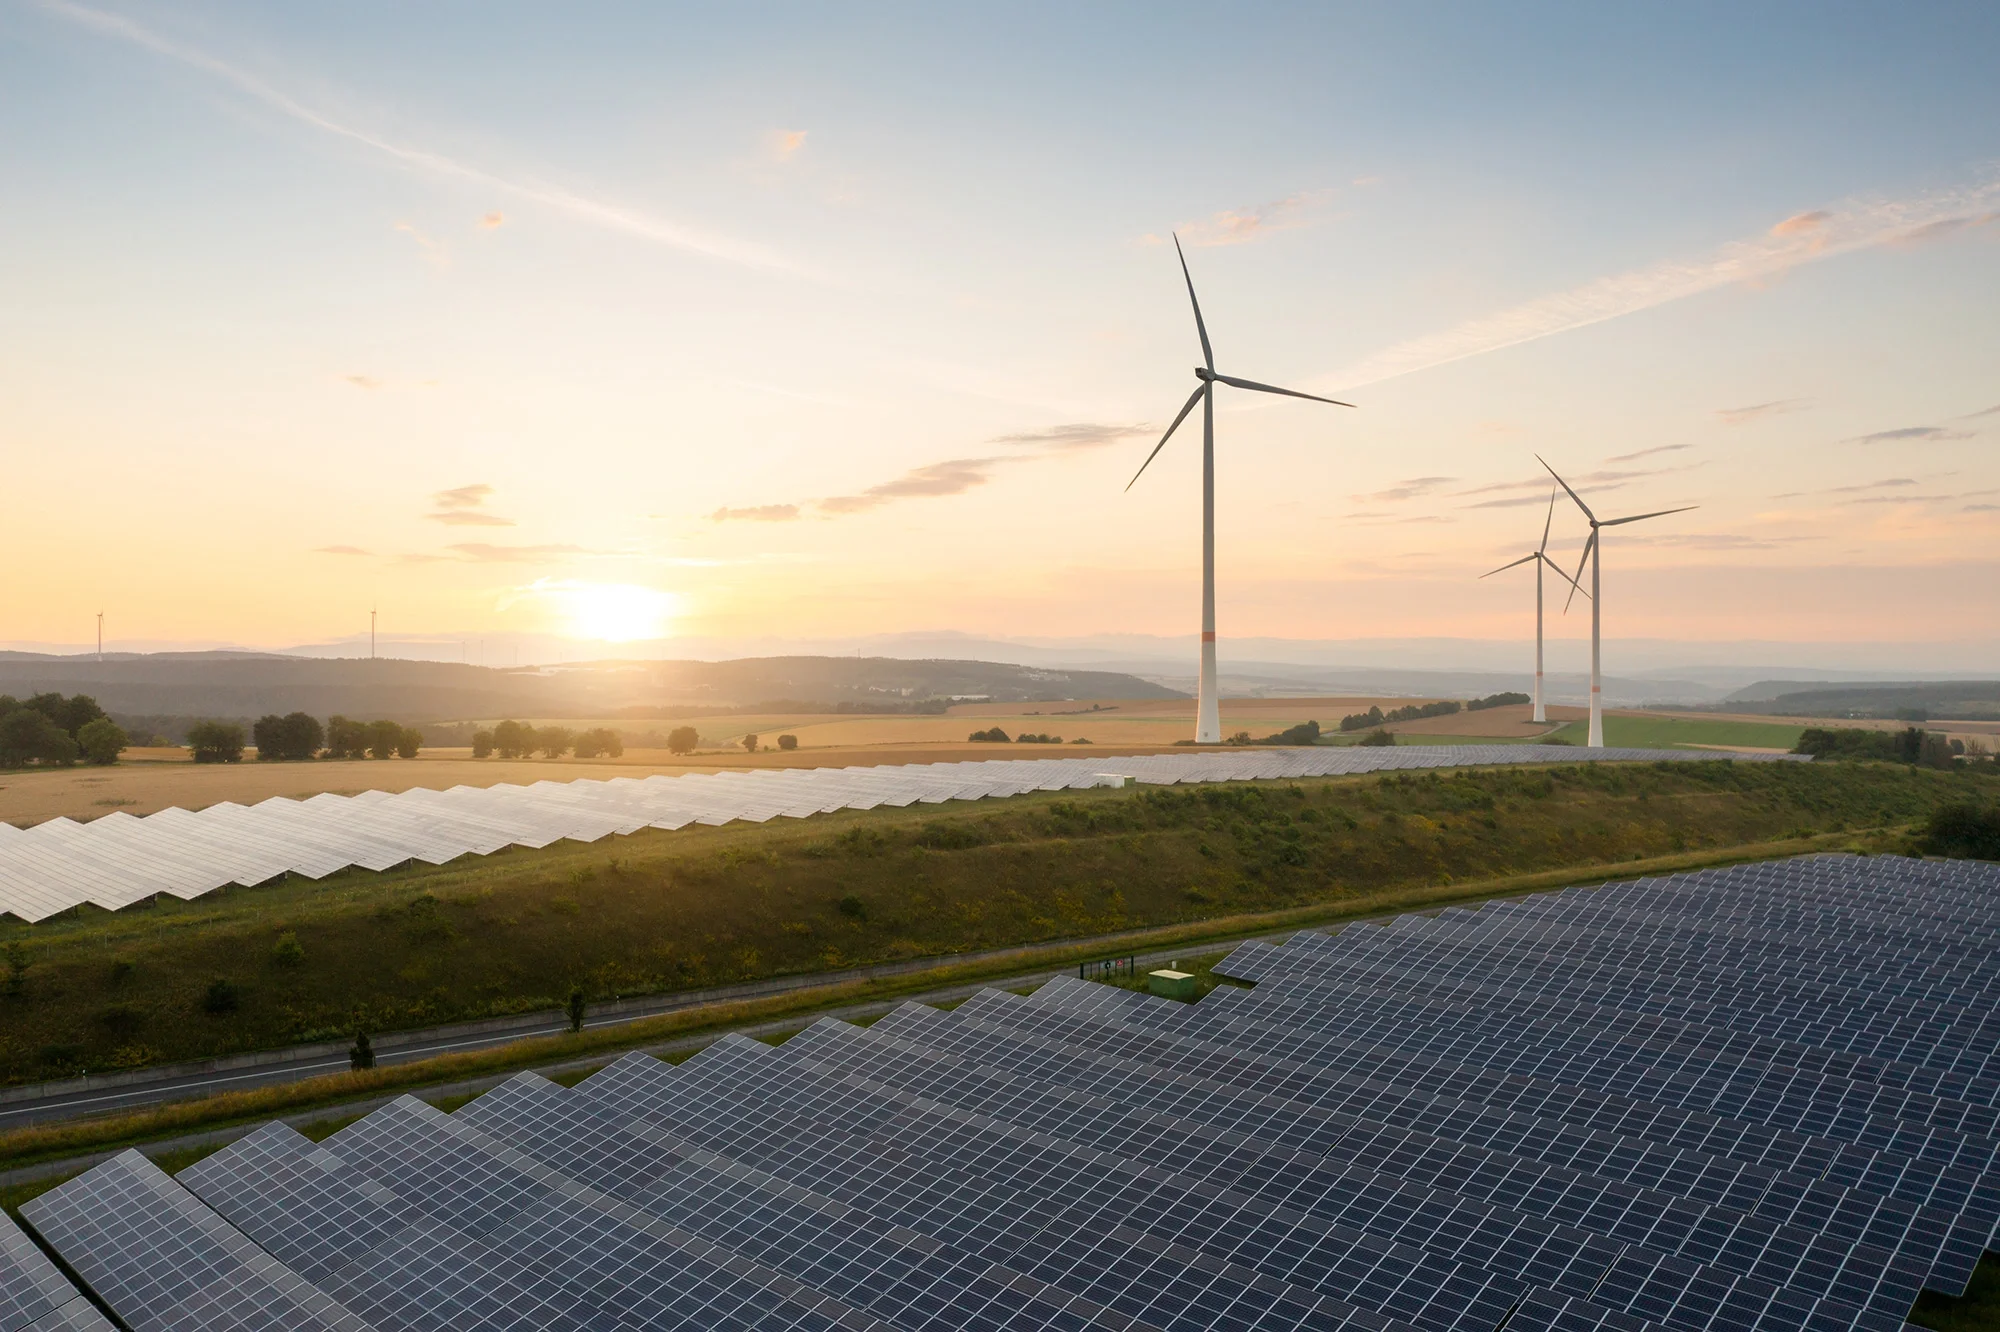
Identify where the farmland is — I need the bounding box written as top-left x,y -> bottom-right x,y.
1,756 -> 1989,1086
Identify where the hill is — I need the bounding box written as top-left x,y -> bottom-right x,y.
1722,680 -> 2000,719
0,653 -> 1181,729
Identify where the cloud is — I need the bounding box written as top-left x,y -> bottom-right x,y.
1717,399 -> 1808,425
1152,190 -> 1333,249
1847,425 -> 1975,444
394,221 -> 447,265
1828,477 -> 1916,493
1893,213 -> 2000,246
1616,532 -> 1792,550
424,483 -> 515,526
1965,504 -> 2000,512
768,130 -> 807,162
313,544 -> 371,556
344,374 -> 383,390
709,504 -> 801,523
479,211 -> 505,229
1959,403 -> 2000,419
445,542 -> 590,563
36,0 -> 803,274
1352,476 -> 1456,503
1769,210 -> 1830,237
1321,171 -> 2000,391
1454,462 -> 1698,509
1604,444 -> 1692,463
988,422 -> 1149,452
820,457 -> 1001,514
432,484 -> 494,510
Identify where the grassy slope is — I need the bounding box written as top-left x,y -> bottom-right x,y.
0,758 -> 1989,1085
1542,715 -> 1807,749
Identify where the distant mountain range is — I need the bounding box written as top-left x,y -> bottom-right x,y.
0,652 -> 1182,730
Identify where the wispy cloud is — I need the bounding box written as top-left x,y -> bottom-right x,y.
424,483 -> 515,527
1717,399 -> 1808,426
767,129 -> 807,162
36,0 -> 802,274
1455,462 -> 1696,509
313,544 -> 371,556
709,504 -> 800,523
820,457 -> 1001,514
1847,425 -> 1975,444
445,542 -> 590,563
1828,477 -> 1916,493
1321,172 -> 2000,391
1352,476 -> 1457,504
1146,190 -> 1333,249
1604,443 -> 1693,463
394,221 -> 448,266
344,374 -> 383,390
989,423 -> 1149,452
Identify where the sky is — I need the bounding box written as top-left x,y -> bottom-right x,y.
2,1 -> 1997,663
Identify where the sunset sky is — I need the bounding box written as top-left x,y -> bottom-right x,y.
3,2 -> 1996,659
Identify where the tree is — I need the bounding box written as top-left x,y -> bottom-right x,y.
395,727 -> 422,759
78,717 -> 126,765
254,712 -> 324,761
537,726 -> 573,759
968,727 -> 1011,743
186,720 -> 246,763
472,729 -> 495,759
1357,728 -> 1396,747
777,733 -> 798,751
1923,802 -> 2000,860
0,707 -> 80,768
667,725 -> 699,755
366,719 -> 403,760
349,1031 -> 375,1071
325,715 -> 370,760
53,694 -> 107,738
573,727 -> 622,760
491,719 -> 532,759
566,987 -> 587,1034
742,733 -> 759,753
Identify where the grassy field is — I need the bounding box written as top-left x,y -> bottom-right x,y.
1541,715 -> 1807,751
1,756 -> 1989,1086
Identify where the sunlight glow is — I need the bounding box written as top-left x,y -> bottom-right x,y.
523,580 -> 681,642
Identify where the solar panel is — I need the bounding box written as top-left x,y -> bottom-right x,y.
0,1209 -> 111,1332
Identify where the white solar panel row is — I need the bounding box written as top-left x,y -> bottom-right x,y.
0,745 -> 1798,923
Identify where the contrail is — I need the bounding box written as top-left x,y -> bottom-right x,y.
35,0 -> 805,275
1322,172 -> 2000,392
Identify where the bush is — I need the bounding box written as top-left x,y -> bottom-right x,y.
969,727 -> 1011,743
77,717 -> 127,765
777,733 -> 798,751
471,729 -> 495,758
1921,803 -> 2000,860
1261,720 -> 1321,746
837,894 -> 868,920
271,932 -> 305,968
349,1031 -> 375,1071
1356,728 -> 1396,747
186,720 -> 246,764
202,978 -> 241,1014
667,726 -> 699,755
567,987 -> 587,1033
1017,732 -> 1062,744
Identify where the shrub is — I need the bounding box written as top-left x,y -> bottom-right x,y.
202,978 -> 241,1014
1357,728 -> 1396,747
1921,803 -> 2000,860
186,720 -> 246,764
77,717 -> 127,765
1016,732 -> 1062,744
271,932 -> 305,968
349,1031 -> 375,1070
1262,720 -> 1321,746
969,727 -> 1011,743
5,942 -> 27,997
777,734 -> 798,751
837,894 -> 868,920
471,729 -> 495,759
667,726 -> 699,755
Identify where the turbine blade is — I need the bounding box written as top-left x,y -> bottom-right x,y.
1479,553 -> 1537,578
1563,530 -> 1596,613
1173,233 -> 1214,372
1537,454 -> 1595,524
1212,372 -> 1355,406
1539,486 -> 1555,553
1600,504 -> 1699,527
1538,551 -> 1588,598
1124,385 -> 1206,491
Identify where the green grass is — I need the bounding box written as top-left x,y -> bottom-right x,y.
1541,715 -> 1806,750
1087,949 -> 1241,1002
0,757 -> 1984,1088
1914,1257 -> 2000,1332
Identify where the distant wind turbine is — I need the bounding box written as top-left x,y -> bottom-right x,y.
1540,456 -> 1696,748
1479,488 -> 1587,725
1128,235 -> 1354,744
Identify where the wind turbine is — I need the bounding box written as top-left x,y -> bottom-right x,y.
1128,235 -> 1354,744
1480,488 -> 1587,724
1539,456 -> 1696,748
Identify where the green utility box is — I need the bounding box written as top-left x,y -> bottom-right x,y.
1148,968 -> 1197,1000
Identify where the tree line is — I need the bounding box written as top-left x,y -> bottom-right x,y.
183,713 -> 428,764
1792,726 -> 1991,769
0,692 -> 126,767
472,720 -> 624,759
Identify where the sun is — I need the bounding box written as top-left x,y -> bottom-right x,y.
554,582 -> 680,642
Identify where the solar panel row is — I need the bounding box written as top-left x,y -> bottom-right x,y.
18,852 -> 1991,1332
0,746 -> 1797,922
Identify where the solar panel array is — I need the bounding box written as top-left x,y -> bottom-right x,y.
19,852 -> 1992,1332
0,745 -> 1798,922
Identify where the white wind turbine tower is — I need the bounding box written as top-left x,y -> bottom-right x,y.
1479,488 -> 1587,724
1540,456 -> 1696,748
1128,235 -> 1354,744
